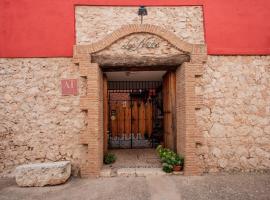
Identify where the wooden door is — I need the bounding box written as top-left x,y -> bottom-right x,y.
163,71 -> 176,150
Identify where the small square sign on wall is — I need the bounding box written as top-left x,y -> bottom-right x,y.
61,79 -> 78,96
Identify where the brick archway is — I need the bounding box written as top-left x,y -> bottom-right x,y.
73,24 -> 207,177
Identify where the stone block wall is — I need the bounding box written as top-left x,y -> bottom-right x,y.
196,56 -> 270,172
75,6 -> 205,45
0,58 -> 86,177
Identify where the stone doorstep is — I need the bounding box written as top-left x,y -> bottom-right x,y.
100,168 -> 184,177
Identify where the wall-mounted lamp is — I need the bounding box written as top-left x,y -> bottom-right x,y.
138,6 -> 148,24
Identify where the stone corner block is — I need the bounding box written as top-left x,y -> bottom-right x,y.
15,161 -> 71,187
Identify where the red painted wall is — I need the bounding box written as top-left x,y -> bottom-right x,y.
0,0 -> 270,57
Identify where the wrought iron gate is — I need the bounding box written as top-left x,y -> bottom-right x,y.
108,81 -> 163,149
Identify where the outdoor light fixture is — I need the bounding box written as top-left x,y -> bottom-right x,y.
138,6 -> 148,24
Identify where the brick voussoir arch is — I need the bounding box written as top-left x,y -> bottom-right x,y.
74,24 -> 207,58
74,24 -> 207,177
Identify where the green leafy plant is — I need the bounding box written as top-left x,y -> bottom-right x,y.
156,145 -> 163,156
156,145 -> 184,172
174,154 -> 184,166
103,153 -> 116,164
162,163 -> 173,173
156,144 -> 163,152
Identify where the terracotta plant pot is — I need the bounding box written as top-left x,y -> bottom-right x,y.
173,165 -> 183,171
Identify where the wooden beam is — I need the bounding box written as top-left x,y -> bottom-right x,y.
102,65 -> 179,72
92,54 -> 190,68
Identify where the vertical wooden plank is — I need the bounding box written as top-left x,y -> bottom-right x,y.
118,102 -> 125,137
132,101 -> 139,137
163,73 -> 168,147
145,100 -> 149,136
116,102 -> 120,137
145,99 -> 152,137
103,75 -> 108,154
162,71 -> 176,150
125,101 -> 131,137
149,100 -> 153,136
139,100 -> 145,137
171,72 -> 177,151
167,73 -> 173,149
110,102 -> 118,137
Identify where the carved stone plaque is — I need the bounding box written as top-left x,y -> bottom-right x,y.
61,79 -> 78,96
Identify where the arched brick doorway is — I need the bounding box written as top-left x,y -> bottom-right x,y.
73,24 -> 207,177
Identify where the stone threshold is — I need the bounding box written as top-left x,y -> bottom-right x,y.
100,167 -> 184,177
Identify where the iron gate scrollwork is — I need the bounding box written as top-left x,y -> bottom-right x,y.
108,81 -> 163,149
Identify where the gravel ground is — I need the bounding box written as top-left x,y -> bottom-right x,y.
0,173 -> 269,200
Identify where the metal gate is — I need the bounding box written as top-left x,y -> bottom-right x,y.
108,81 -> 163,149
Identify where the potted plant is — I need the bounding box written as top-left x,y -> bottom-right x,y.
156,145 -> 184,173
162,162 -> 173,173
172,154 -> 184,171
103,153 -> 116,165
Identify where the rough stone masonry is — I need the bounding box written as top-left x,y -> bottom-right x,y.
15,161 -> 71,187
0,6 -> 269,177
